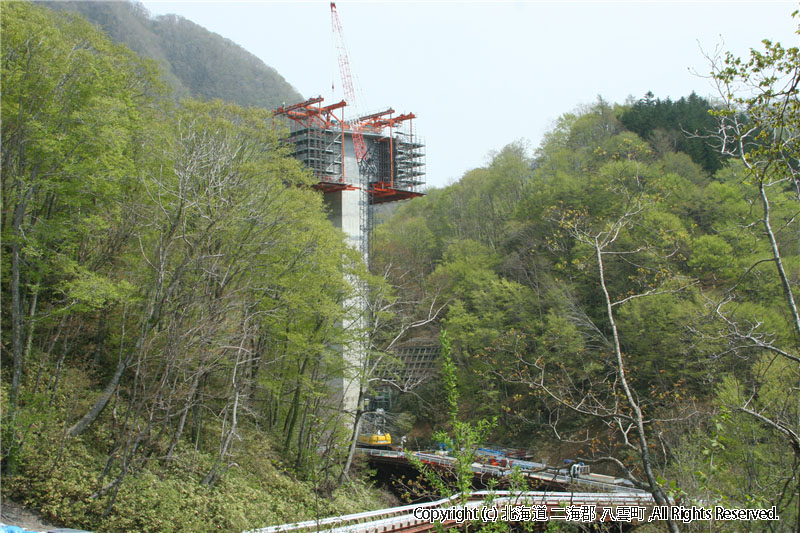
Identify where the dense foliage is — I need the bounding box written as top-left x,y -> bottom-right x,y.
373,50 -> 800,531
3,2 -> 799,532
619,91 -> 727,175
1,3 -> 381,530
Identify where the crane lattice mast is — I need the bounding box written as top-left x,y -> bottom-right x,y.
330,2 -> 369,164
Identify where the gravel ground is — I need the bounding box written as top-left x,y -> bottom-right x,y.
1,499 -> 54,532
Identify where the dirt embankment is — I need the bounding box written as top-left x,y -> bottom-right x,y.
1,499 -> 55,532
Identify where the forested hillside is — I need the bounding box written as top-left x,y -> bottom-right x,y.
373,68 -> 800,528
38,0 -> 303,109
1,4 -> 384,531
3,1 -> 799,532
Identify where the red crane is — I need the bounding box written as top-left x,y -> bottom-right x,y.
330,2 -> 369,165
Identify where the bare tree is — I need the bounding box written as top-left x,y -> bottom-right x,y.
337,265 -> 446,486
493,158 -> 695,533
697,36 -> 800,527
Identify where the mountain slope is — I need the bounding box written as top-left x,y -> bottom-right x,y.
38,1 -> 303,108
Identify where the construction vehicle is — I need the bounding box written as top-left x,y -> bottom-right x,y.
357,407 -> 392,448
357,432 -> 392,447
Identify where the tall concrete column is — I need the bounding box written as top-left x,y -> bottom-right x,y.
323,133 -> 369,417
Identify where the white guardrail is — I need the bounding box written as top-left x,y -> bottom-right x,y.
245,490 -> 655,533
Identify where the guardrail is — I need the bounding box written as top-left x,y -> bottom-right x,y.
244,490 -> 655,533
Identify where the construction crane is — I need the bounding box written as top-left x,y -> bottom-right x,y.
330,2 -> 370,169
329,1 -> 374,260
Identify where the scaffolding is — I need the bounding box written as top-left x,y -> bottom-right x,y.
273,96 -> 425,203
394,341 -> 440,384
274,97 -> 428,416
274,97 -> 352,192
372,130 -> 426,204
376,339 -> 440,390
290,128 -> 343,182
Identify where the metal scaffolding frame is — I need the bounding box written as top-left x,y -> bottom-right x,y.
288,127 -> 343,185
273,96 -> 425,203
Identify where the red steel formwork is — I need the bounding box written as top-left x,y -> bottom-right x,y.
273,96 -> 425,204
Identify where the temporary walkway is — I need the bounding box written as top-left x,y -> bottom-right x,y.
362,448 -> 639,493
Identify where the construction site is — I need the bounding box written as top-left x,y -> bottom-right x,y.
273,96 -> 425,247
275,2 -> 424,255
275,97 -> 425,200
272,94 -> 427,414
267,4 -> 429,421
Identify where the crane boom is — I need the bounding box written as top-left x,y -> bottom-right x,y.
330,2 -> 368,163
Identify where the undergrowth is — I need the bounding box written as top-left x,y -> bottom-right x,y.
1,374 -> 387,532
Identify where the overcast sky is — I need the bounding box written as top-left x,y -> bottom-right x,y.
140,1 -> 799,189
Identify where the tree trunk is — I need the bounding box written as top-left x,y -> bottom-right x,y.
294,401 -> 310,471
68,352 -> 130,437
595,240 -> 679,533
165,373 -> 200,460
283,355 -> 309,451
23,290 -> 38,372
68,305 -> 129,437
758,179 -> 800,340
202,387 -> 240,486
32,315 -> 66,396
9,194 -> 28,419
338,407 -> 364,487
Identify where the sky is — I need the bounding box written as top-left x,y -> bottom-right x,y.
140,1 -> 800,189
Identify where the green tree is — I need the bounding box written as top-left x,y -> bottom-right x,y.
1,1 -> 163,471
619,91 -> 726,175
702,22 -> 800,526
406,330 -> 495,508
